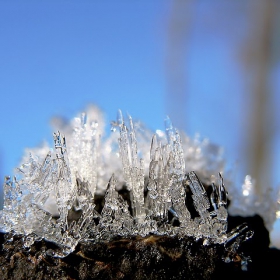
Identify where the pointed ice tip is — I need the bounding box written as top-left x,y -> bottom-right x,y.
151,133 -> 157,143
164,115 -> 174,133
164,115 -> 171,123
81,112 -> 87,125
219,173 -> 226,188
189,170 -> 196,176
107,173 -> 117,191
110,173 -> 115,181
117,109 -> 123,126
150,134 -> 158,159
127,112 -> 134,129
109,173 -> 117,185
4,176 -> 10,182
126,111 -> 132,119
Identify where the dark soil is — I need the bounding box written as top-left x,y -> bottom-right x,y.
0,214 -> 279,280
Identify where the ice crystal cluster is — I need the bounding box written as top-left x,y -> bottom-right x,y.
0,105 -> 276,257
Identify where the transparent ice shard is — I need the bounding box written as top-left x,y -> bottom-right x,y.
117,111 -> 145,223
187,171 -> 210,219
147,134 -> 171,222
163,117 -> 191,230
99,174 -> 133,239
67,112 -> 100,197
225,222 -> 254,259
0,107 -> 258,259
53,131 -> 73,229
216,173 -> 228,223
210,183 -> 219,212
164,116 -> 185,180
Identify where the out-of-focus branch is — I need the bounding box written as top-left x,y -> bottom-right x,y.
243,1 -> 278,196
165,0 -> 193,131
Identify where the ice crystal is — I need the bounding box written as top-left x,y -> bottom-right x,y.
1,105 -> 276,258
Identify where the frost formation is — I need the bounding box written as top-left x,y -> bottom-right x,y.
0,105 -> 274,257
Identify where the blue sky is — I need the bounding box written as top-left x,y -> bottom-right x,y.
0,1 -> 168,177
0,1 -> 250,177
0,1 -> 280,244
